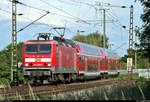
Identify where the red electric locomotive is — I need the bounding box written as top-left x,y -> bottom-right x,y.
22,34 -> 120,84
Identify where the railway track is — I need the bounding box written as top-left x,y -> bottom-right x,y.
0,75 -> 138,100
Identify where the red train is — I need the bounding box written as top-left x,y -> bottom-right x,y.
22,36 -> 120,84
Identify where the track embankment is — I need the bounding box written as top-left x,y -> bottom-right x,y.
0,74 -> 138,100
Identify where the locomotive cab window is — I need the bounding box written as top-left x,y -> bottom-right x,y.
26,44 -> 51,54
26,44 -> 38,54
39,44 -> 51,53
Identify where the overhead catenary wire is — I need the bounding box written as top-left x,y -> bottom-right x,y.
6,0 -> 90,25
39,0 -> 91,25
0,7 -> 80,35
17,12 -> 50,33
5,0 -> 132,33
107,9 -> 128,41
72,0 -> 129,32
6,0 -> 122,32
5,0 -> 90,31
0,7 -> 50,27
4,0 -> 131,43
0,9 -> 80,38
56,0 -> 80,6
106,11 -> 129,32
112,42 -> 127,51
95,1 -> 130,8
67,0 -> 130,46
6,0 -> 48,12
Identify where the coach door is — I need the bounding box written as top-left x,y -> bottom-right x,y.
74,53 -> 77,72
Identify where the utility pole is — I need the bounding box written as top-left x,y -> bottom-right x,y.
103,9 -> 106,48
127,5 -> 134,81
135,26 -> 137,69
129,5 -> 134,57
10,1 -> 49,86
96,8 -> 107,48
11,0 -> 18,86
95,2 -> 107,48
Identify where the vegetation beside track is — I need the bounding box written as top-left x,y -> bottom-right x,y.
0,74 -> 149,100
40,77 -> 150,100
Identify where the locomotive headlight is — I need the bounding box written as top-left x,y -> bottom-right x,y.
48,64 -> 51,66
25,63 -> 29,66
41,58 -> 51,62
25,58 -> 35,62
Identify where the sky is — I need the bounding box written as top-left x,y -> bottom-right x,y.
0,0 -> 143,56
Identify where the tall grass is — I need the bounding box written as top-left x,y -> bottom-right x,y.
46,77 -> 150,100
28,83 -> 40,100
47,83 -> 149,100
0,79 -> 11,89
0,77 -> 149,100
0,94 -> 4,100
0,82 -> 39,100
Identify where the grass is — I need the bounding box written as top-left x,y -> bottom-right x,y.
47,83 -> 149,100
0,79 -> 11,89
28,83 -> 40,100
46,77 -> 150,100
0,75 -> 149,100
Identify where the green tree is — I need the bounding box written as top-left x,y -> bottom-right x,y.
138,0 -> 150,67
120,55 -> 128,69
0,42 -> 24,83
72,32 -> 109,48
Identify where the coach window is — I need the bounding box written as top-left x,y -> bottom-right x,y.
79,55 -> 82,64
58,42 -> 62,46
82,56 -> 84,63
106,59 -> 108,65
116,60 -> 118,64
108,59 -> 110,68
100,58 -> 102,65
68,44 -> 72,47
62,42 -> 66,46
65,43 -> 69,47
117,60 -> 120,65
56,45 -> 58,54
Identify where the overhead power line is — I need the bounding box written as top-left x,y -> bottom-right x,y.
0,7 -> 79,34
106,11 -> 129,32
17,12 -> 50,33
0,7 -> 50,26
7,0 -> 48,12
112,42 -> 127,51
72,1 -> 129,32
95,2 -> 130,8
39,0 -> 91,25
6,0 -> 90,25
56,0 -> 80,6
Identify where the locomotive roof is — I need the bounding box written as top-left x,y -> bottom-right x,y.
24,40 -> 56,44
24,39 -> 120,59
25,40 -> 51,42
73,41 -> 120,59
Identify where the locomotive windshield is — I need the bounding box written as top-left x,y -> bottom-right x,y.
26,44 -> 51,54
